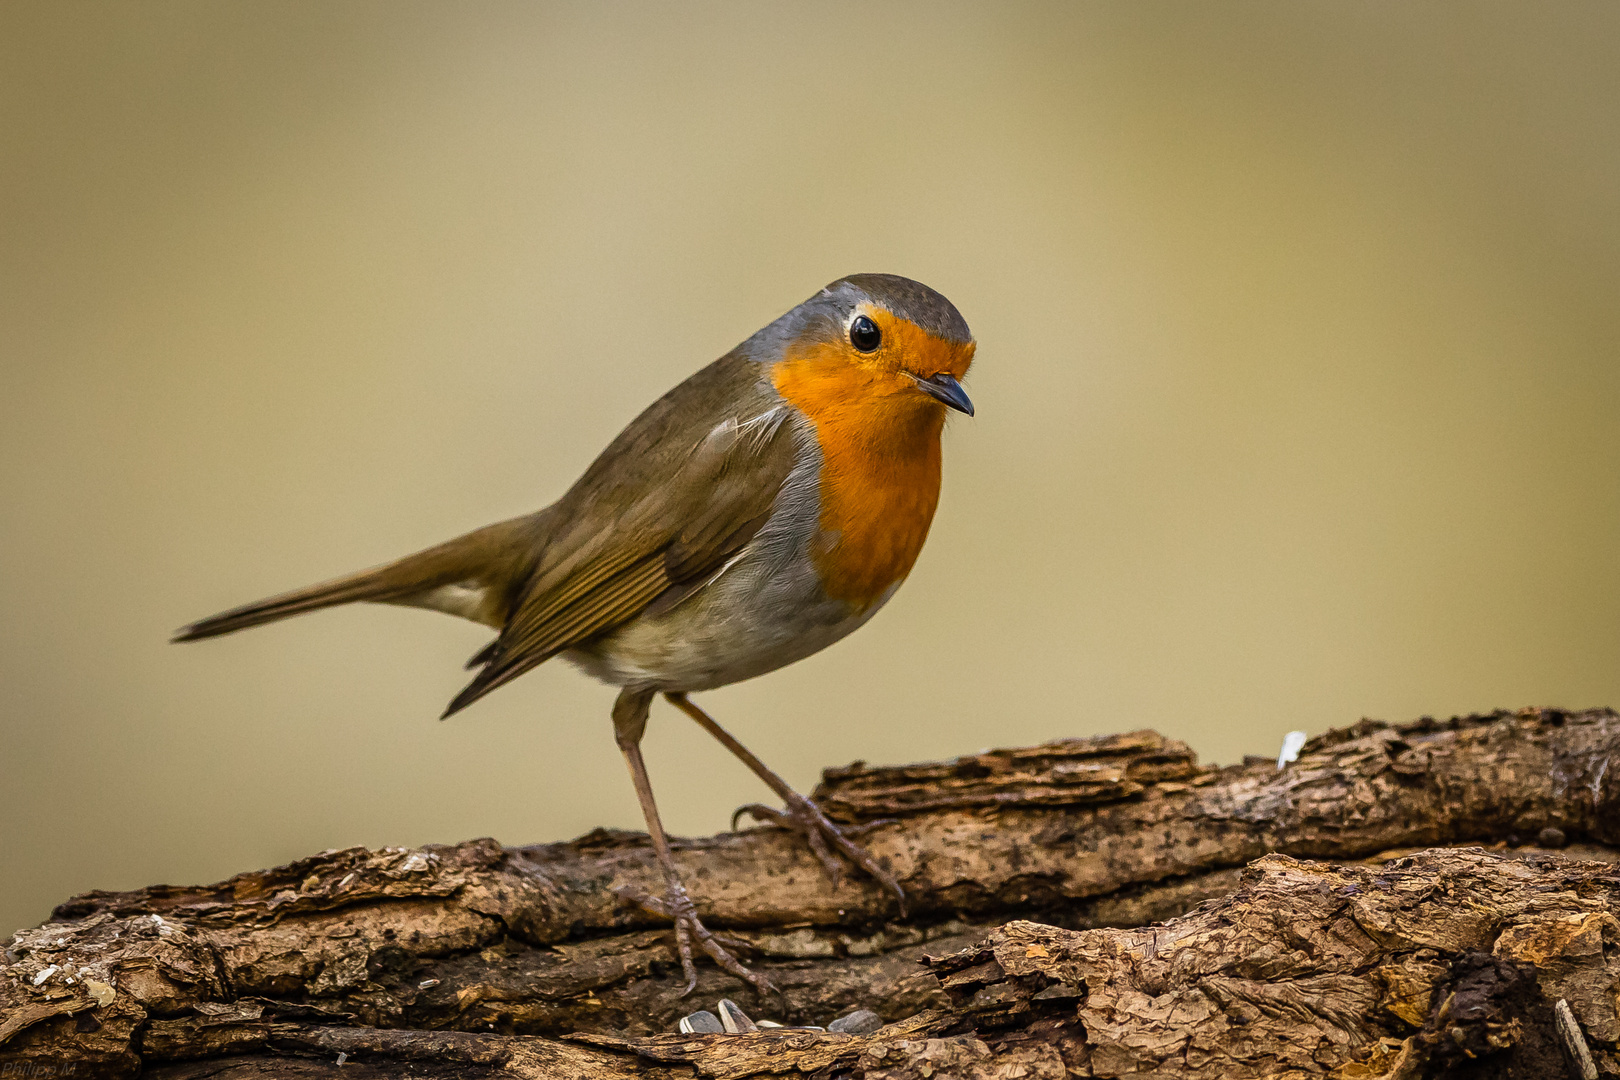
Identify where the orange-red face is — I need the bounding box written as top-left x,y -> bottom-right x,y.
840,301 -> 976,399
769,304 -> 976,441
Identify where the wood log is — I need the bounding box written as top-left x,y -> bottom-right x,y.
2,707 -> 1616,1077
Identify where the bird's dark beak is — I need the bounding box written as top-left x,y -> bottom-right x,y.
913,373 -> 974,416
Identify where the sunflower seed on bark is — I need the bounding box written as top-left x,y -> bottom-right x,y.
828,1009 -> 882,1035
678,1010 -> 723,1034
717,999 -> 757,1034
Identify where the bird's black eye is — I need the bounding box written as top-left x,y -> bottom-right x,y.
849,314 -> 881,353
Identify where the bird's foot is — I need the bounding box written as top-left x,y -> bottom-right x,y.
616,882 -> 775,997
732,792 -> 906,913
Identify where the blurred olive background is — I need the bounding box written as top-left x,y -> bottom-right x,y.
4,1 -> 1618,935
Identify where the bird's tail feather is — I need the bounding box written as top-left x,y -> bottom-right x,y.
172,518 -> 534,642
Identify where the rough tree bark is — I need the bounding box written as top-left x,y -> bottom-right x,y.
2,707 -> 1616,1078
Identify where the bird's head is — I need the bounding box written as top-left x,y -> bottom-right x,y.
760,275 -> 975,433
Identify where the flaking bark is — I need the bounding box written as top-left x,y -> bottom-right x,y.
2,707 -> 1616,1078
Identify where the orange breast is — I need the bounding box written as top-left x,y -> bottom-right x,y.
771,347 -> 947,611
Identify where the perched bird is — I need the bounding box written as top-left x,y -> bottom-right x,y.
175,274 -> 975,993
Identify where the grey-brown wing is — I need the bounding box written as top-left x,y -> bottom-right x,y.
441,402 -> 796,716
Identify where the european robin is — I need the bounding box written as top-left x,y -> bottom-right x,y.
175,274 -> 975,993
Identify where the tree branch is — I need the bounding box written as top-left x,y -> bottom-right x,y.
3,707 -> 1616,1077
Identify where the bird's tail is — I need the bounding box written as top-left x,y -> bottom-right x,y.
172,517 -> 536,642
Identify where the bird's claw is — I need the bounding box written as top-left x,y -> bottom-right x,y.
616,883 -> 775,997
731,793 -> 906,913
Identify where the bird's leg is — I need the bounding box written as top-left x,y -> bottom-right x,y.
663,691 -> 906,913
611,688 -> 774,996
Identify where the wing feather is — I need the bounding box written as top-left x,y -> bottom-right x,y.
442,383 -> 797,717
